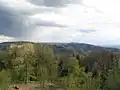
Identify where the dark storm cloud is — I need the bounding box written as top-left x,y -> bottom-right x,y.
0,5 -> 28,38
0,3 -> 68,40
27,0 -> 75,7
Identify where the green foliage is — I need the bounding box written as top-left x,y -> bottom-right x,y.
103,69 -> 120,90
0,43 -> 120,90
0,70 -> 10,90
0,51 -> 9,61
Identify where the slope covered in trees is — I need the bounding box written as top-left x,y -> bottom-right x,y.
0,42 -> 120,90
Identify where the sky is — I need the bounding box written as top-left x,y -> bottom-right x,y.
0,0 -> 120,45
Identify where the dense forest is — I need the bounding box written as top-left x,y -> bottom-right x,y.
0,42 -> 120,90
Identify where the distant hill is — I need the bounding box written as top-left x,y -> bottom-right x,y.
105,45 -> 120,49
0,42 -> 120,55
52,43 -> 120,55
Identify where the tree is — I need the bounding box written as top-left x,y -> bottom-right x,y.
0,70 -> 10,90
8,43 -> 35,84
57,56 -> 89,90
33,44 -> 58,89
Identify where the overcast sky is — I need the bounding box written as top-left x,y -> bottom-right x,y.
0,0 -> 120,45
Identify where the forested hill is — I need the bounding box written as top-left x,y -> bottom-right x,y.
52,43 -> 120,55
0,42 -> 120,54
0,41 -> 120,89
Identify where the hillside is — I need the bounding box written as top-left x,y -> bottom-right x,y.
58,42 -> 120,52
0,41 -> 120,90
106,45 -> 120,49
0,42 -> 120,54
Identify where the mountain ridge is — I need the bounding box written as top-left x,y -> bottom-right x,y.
0,41 -> 120,54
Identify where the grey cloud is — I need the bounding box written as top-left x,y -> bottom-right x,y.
34,20 -> 67,27
27,0 -> 103,14
0,3 -> 68,41
0,5 -> 28,38
17,6 -> 58,16
27,0 -> 75,7
80,29 -> 96,33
